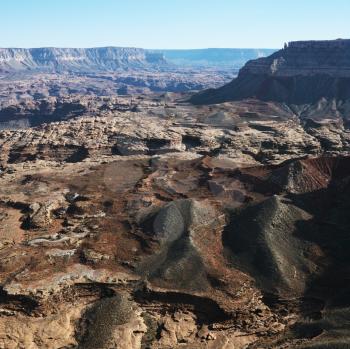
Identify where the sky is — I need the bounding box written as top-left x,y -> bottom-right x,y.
1,0 -> 349,49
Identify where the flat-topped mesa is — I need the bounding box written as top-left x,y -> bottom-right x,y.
243,38 -> 350,77
0,47 -> 168,72
288,39 -> 350,49
191,39 -> 350,105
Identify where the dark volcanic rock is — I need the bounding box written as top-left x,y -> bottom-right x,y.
140,199 -> 219,292
224,195 -> 318,294
153,202 -> 185,244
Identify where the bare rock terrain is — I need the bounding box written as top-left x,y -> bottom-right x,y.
0,40 -> 350,348
191,39 -> 350,111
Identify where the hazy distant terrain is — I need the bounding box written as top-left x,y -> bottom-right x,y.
0,47 -> 276,72
0,47 -> 274,105
159,48 -> 276,67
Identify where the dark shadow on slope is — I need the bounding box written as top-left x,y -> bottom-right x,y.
222,156 -> 350,345
65,146 -> 89,163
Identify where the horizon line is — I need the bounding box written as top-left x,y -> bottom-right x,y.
0,46 -> 279,50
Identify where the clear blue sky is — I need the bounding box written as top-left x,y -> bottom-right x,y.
1,0 -> 349,49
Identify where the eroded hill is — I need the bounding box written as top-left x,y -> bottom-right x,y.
0,95 -> 349,348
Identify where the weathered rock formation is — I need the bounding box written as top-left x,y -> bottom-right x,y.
0,98 -> 349,167
0,47 -> 276,73
0,47 -> 167,72
191,39 -> 350,108
1,40 -> 350,349
1,150 -> 350,348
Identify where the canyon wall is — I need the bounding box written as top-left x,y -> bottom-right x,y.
191,39 -> 350,105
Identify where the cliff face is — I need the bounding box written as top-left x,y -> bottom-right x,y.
191,39 -> 350,105
0,47 -> 167,72
242,40 -> 350,77
0,47 -> 278,72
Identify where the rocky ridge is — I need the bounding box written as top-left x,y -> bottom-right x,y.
0,47 -> 167,72
191,39 -> 350,106
0,108 -> 346,168
0,47 -> 276,73
1,97 -> 349,167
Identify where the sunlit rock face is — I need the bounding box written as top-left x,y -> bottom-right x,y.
0,47 -> 168,72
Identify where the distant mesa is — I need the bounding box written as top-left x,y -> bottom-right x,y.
190,39 -> 350,105
0,47 -> 168,72
0,47 -> 276,73
157,48 -> 276,68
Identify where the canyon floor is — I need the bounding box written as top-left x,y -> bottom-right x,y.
0,91 -> 349,348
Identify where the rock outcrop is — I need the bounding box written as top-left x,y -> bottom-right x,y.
1,151 -> 350,348
0,98 -> 349,167
191,39 -> 350,107
1,39 -> 350,349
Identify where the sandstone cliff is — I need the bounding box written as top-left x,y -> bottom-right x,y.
0,47 -> 168,72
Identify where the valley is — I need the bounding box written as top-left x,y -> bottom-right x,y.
0,40 -> 349,349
